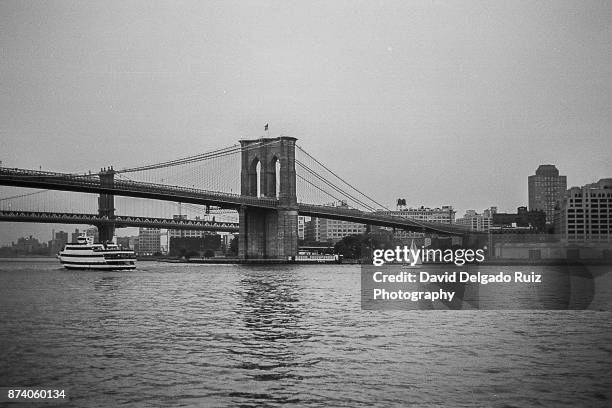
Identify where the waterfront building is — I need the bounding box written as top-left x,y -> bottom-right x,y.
128,236 -> 138,252
168,215 -> 209,238
169,234 -> 222,257
456,207 -> 497,232
220,233 -> 235,252
137,228 -> 161,256
168,215 -> 231,238
305,216 -> 366,244
305,203 -> 366,244
168,214 -> 232,254
528,165 -> 567,224
555,178 -> 612,243
298,216 -> 305,240
492,206 -> 546,232
116,236 -> 138,250
304,218 -> 320,242
318,218 -> 367,244
16,236 -> 47,254
378,205 -> 456,224
376,205 -> 456,239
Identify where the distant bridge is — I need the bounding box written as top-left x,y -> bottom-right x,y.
0,210 -> 239,232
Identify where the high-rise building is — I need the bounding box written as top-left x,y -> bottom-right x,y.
51,230 -> 68,254
528,165 -> 567,224
555,178 -> 612,243
137,228 -> 161,255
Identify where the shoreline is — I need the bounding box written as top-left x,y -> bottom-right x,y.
155,258 -> 612,266
1,257 -> 610,266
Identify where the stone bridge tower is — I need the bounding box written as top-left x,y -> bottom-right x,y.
239,136 -> 298,259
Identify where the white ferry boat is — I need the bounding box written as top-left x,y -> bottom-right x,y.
295,253 -> 340,263
58,236 -> 136,270
294,246 -> 341,263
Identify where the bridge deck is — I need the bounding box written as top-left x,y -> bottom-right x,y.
0,168 -> 277,209
1,167 -> 474,235
0,210 -> 239,232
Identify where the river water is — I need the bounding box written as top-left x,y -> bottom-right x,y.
1,259 -> 611,407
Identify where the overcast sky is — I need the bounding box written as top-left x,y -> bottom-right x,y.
1,0 -> 611,244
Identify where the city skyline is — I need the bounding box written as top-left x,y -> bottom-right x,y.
2,1 -> 611,243
0,162 -> 607,246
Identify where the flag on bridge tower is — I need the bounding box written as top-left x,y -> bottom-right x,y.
264,123 -> 269,131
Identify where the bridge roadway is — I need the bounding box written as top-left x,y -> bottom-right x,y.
0,210 -> 239,232
0,167 -> 275,209
0,167 -> 472,235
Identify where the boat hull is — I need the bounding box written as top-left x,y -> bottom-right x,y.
61,262 -> 136,270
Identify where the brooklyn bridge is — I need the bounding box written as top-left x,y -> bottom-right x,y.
0,136 -> 473,259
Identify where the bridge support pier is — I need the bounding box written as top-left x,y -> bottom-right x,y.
98,168 -> 116,243
239,137 -> 298,260
96,223 -> 115,243
238,207 -> 298,259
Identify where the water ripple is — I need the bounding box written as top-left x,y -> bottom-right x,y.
0,261 -> 611,407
